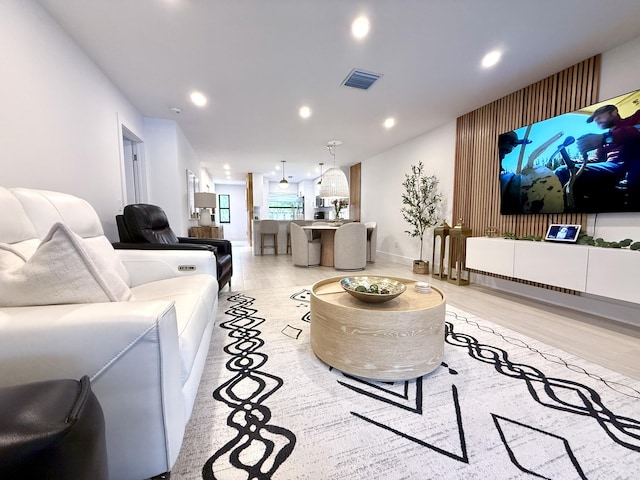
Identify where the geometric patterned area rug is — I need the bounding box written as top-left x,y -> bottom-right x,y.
172,286 -> 640,480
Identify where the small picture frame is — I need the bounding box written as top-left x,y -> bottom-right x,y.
544,224 -> 581,243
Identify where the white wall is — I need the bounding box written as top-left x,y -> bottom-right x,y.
176,125 -> 202,234
0,0 -> 145,240
199,168 -> 214,193
142,118 -> 203,236
361,121 -> 457,266
268,181 -> 300,193
213,184 -> 248,241
590,34 -> 640,241
600,35 -> 640,105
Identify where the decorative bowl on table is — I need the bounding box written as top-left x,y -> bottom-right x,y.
340,276 -> 406,303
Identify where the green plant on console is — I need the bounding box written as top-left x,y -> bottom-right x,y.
577,231 -> 640,249
504,230 -> 640,251
502,232 -> 543,241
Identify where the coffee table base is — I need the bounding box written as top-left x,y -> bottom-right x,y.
310,277 -> 446,381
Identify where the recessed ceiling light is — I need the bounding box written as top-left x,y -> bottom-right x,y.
481,50 -> 502,69
383,117 -> 396,129
190,91 -> 207,107
351,16 -> 370,39
223,164 -> 230,170
299,106 -> 311,118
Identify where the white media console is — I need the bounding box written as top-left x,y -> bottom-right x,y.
466,237 -> 640,306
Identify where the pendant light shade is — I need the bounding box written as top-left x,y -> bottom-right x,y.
319,167 -> 349,198
279,160 -> 289,190
319,141 -> 349,199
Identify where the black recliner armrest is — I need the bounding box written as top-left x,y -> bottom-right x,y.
112,242 -> 217,253
178,237 -> 232,255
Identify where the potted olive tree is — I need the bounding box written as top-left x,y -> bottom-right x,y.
401,161 -> 443,274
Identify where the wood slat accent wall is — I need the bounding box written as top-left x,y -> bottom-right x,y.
453,56 -> 600,293
349,163 -> 362,221
246,173 -> 254,246
453,55 -> 600,239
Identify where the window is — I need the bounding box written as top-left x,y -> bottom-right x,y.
268,194 -> 304,220
219,194 -> 230,223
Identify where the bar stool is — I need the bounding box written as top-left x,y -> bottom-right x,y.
260,220 -> 279,255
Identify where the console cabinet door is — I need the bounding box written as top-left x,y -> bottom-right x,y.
513,242 -> 588,291
586,248 -> 640,304
466,237 -> 515,277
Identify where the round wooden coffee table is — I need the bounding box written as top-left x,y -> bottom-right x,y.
310,276 -> 446,381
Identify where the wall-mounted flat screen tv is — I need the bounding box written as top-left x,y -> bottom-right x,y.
499,89 -> 640,214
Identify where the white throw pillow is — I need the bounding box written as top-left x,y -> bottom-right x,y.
0,244 -> 27,270
81,235 -> 131,286
0,239 -> 39,269
0,222 -> 133,307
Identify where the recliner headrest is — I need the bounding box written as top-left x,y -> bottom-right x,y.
122,204 -> 179,244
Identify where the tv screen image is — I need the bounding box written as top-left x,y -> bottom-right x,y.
499,88 -> 640,214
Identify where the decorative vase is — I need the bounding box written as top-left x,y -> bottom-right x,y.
413,260 -> 429,274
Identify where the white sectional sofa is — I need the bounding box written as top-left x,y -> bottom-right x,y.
0,187 -> 219,480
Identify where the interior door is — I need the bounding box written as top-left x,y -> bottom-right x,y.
122,127 -> 146,205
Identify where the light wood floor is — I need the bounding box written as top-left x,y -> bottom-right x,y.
226,243 -> 640,381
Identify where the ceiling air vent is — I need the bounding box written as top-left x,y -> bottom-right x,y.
342,69 -> 383,90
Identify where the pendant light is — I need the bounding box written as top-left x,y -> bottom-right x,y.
319,140 -> 349,199
317,162 -> 324,185
279,160 -> 289,189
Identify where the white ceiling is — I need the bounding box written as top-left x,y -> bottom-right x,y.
37,0 -> 640,185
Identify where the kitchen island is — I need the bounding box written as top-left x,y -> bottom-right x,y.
252,220 -> 314,256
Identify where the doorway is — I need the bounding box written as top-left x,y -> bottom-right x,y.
121,126 -> 146,205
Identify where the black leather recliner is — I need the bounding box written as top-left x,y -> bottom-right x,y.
113,203 -> 232,291
0,376 -> 108,480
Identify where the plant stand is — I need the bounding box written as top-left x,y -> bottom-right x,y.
413,260 -> 429,274
447,220 -> 471,285
432,222 -> 450,279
